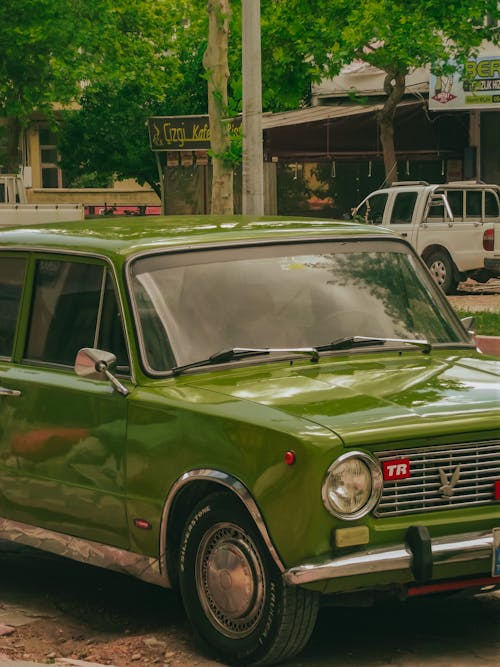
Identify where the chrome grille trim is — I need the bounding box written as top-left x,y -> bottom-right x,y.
375,440 -> 500,517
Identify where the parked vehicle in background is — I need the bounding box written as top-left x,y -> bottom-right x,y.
0,174 -> 83,226
352,181 -> 500,294
0,217 -> 498,666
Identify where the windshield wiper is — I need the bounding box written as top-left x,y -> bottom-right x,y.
171,346 -> 321,375
317,336 -> 432,354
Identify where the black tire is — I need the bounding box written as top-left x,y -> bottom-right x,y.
178,491 -> 319,666
425,250 -> 458,295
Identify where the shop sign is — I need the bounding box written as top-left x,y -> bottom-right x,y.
429,52 -> 500,111
148,115 -> 242,151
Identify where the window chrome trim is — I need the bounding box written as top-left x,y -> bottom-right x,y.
160,469 -> 286,587
0,247 -> 135,384
0,517 -> 167,587
124,234 -> 445,378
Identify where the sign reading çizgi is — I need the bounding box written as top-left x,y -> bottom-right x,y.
147,115 -> 242,151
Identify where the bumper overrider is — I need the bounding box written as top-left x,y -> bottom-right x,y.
283,527 -> 497,587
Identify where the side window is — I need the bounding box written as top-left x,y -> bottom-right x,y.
25,260 -> 104,366
0,257 -> 26,358
390,192 -> 418,224
485,191 -> 499,218
465,191 -> 482,219
358,193 -> 388,225
25,259 -> 130,371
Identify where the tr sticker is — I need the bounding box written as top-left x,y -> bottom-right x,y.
383,459 -> 411,481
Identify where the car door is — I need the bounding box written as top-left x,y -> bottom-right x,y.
422,188 -> 487,273
0,253 -> 132,548
0,253 -> 28,514
354,192 -> 389,226
386,190 -> 420,246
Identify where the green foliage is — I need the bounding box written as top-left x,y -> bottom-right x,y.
6,0 -> 499,190
454,309 -> 500,336
275,0 -> 499,80
58,1 -> 208,192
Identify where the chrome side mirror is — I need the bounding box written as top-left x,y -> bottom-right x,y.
75,348 -> 129,396
460,316 -> 476,336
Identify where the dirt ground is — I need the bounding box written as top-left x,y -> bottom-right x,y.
0,543 -> 221,667
0,542 -> 498,667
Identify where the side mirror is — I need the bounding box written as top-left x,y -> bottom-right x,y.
460,316 -> 476,336
75,348 -> 129,396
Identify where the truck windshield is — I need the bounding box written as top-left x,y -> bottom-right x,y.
129,239 -> 469,372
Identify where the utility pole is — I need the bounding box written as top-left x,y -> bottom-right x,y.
242,0 -> 264,215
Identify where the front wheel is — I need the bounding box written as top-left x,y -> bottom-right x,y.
425,250 -> 458,294
178,492 -> 319,666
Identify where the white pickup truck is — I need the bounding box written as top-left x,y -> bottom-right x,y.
352,181 -> 500,294
0,174 -> 84,226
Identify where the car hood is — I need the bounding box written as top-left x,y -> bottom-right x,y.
187,352 -> 500,446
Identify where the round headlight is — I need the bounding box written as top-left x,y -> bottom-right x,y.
322,452 -> 382,520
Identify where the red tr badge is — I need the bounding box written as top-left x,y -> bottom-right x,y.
383,458 -> 411,481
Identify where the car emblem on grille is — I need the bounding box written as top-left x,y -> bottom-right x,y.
438,465 -> 461,498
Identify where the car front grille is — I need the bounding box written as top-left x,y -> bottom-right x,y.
375,440 -> 500,517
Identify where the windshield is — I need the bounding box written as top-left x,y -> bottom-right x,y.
129,239 -> 468,373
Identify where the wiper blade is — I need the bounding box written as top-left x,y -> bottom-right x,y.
318,336 -> 432,354
171,346 -> 320,375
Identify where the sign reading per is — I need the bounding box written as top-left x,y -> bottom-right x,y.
383,459 -> 411,481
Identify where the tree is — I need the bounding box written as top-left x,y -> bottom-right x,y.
0,0 -> 180,175
204,0 -> 233,214
261,0 -> 500,183
58,3 -> 208,194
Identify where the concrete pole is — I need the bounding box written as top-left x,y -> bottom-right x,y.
242,0 -> 264,216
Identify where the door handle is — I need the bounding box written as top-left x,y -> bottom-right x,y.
0,386 -> 21,397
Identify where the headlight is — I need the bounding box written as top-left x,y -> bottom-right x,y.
322,452 -> 382,520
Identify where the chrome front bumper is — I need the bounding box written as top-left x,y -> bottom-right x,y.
283,530 -> 494,586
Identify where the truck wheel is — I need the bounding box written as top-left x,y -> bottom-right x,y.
178,491 -> 319,666
425,250 -> 458,295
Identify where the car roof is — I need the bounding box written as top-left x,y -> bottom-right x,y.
0,215 -> 395,260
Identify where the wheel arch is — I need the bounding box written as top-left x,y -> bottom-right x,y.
160,469 -> 286,589
421,244 -> 462,280
421,243 -> 451,263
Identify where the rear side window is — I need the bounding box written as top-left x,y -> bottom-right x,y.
390,192 -> 418,224
25,259 -> 129,370
0,257 -> 26,358
446,190 -> 464,218
465,191 -> 482,218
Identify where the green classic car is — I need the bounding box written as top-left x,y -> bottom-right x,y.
0,217 -> 498,665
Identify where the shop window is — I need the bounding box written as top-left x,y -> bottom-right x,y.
39,126 -> 63,188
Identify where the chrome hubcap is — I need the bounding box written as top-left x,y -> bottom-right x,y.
196,522 -> 265,638
429,259 -> 447,285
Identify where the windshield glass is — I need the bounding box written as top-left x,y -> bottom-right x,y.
129,240 -> 468,372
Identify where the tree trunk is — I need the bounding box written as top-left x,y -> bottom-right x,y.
204,0 -> 233,215
6,116 -> 22,174
376,71 -> 406,185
